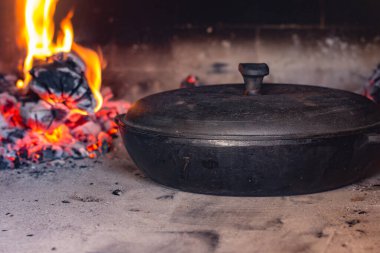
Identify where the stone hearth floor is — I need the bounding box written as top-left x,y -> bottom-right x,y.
0,140 -> 379,253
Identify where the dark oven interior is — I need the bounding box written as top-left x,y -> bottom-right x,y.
1,0 -> 380,101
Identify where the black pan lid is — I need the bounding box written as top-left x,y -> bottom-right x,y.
119,64 -> 380,139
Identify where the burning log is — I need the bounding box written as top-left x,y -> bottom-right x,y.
0,92 -> 22,129
20,100 -> 68,130
29,53 -> 97,114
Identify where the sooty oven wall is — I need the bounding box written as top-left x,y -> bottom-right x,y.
1,0 -> 380,101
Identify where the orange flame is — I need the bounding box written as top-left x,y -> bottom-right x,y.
72,43 -> 103,112
17,0 -> 103,112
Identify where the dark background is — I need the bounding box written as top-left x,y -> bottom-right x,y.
1,0 -> 380,45
51,0 -> 380,44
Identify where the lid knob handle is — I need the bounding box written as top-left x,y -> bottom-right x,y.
238,63 -> 269,95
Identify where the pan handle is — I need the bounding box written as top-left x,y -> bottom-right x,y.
238,63 -> 269,95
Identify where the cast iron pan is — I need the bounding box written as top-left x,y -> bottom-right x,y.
116,63 -> 380,196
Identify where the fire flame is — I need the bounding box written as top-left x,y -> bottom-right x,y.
43,125 -> 71,144
72,43 -> 103,112
16,0 -> 103,112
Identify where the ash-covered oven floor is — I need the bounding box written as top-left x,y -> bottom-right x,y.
0,139 -> 379,253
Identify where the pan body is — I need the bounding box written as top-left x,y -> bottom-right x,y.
119,126 -> 380,196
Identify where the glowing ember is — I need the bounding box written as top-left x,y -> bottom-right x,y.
0,89 -> 130,168
43,125 -> 70,144
0,1 -> 130,169
364,64 -> 380,103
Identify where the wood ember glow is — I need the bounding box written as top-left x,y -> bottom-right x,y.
0,83 -> 129,169
0,0 -> 130,169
